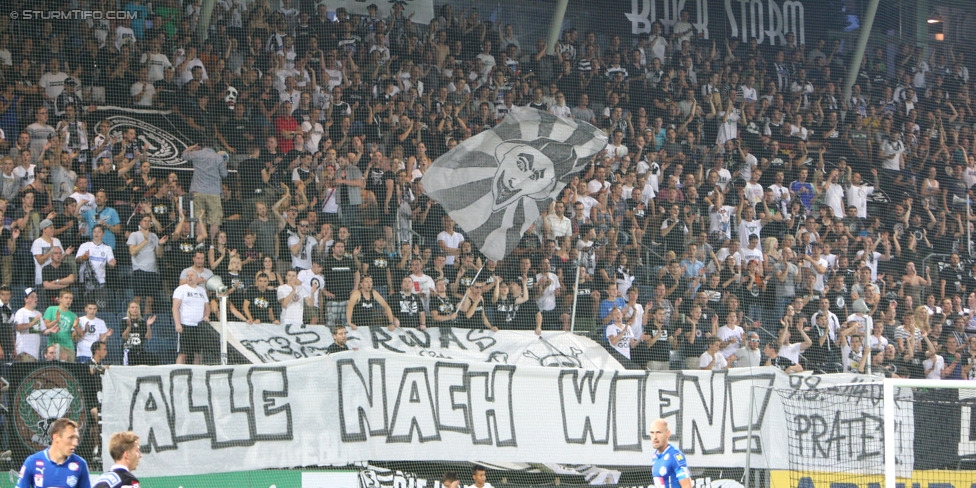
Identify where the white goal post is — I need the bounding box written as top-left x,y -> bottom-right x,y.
882,378 -> 976,488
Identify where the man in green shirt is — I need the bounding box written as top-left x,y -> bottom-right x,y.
43,289 -> 78,362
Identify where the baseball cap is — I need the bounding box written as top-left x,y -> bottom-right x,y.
24,287 -> 36,298
39,219 -> 53,230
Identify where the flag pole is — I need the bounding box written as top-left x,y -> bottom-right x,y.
458,265 -> 485,319
569,265 -> 582,332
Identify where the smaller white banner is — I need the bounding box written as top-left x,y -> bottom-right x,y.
222,322 -> 624,371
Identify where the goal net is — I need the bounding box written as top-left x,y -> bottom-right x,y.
766,380 -> 976,488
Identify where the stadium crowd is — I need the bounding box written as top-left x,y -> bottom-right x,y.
0,0 -> 973,381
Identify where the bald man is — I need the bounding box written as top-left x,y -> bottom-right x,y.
649,419 -> 692,488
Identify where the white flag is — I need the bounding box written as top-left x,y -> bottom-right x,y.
422,108 -> 607,261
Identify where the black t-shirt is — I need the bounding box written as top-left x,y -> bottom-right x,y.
40,264 -> 73,307
170,237 -> 204,274
363,248 -> 392,285
805,322 -> 838,367
431,294 -> 457,326
366,169 -> 395,212
121,317 -> 148,355
646,324 -> 671,362
940,264 -> 966,296
92,464 -> 139,488
459,302 -> 487,329
240,158 -> 267,195
154,79 -> 179,108
391,291 -> 423,328
323,255 -> 357,300
51,213 -> 82,250
150,196 -> 175,231
220,116 -> 250,153
244,285 -> 280,323
0,303 -> 13,362
513,296 -> 539,331
222,270 -> 247,310
767,354 -> 797,371
493,295 -> 518,329
679,322 -> 708,360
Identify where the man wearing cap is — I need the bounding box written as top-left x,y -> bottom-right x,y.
14,287 -> 58,362
31,219 -> 67,287
183,143 -> 228,241
733,331 -> 763,367
846,298 -> 874,337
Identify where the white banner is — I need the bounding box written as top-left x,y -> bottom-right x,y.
222,322 -> 623,370
101,353 -> 901,477
332,0 -> 435,25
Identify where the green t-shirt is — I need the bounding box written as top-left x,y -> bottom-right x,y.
43,306 -> 77,351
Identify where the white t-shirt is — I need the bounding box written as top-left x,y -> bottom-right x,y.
845,313 -> 873,336
804,256 -> 830,292
14,308 -> 43,359
535,272 -> 561,311
131,81 -> 156,107
709,205 -> 735,238
173,284 -> 208,326
846,184 -> 875,218
76,316 -> 108,357
777,342 -> 803,364
624,303 -> 645,338
77,241 -> 115,284
700,350 -> 729,370
924,355 -> 945,379
716,325 -> 745,358
824,183 -> 845,218
716,110 -> 741,145
605,323 -> 634,359
738,219 -> 763,250
842,343 -> 864,372
277,284 -> 307,324
297,270 -> 325,308
577,194 -> 599,217
70,191 -> 96,215
141,52 -> 173,82
38,72 -> 69,100
410,273 -> 436,296
741,247 -> 764,266
301,121 -> 325,153
288,235 -> 317,270
743,181 -> 764,207
436,231 -> 465,266
867,334 -> 889,353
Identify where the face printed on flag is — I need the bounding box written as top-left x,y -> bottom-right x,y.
423,107 -> 607,261
492,142 -> 558,211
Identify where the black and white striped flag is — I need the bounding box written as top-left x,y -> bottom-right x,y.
422,107 -> 607,261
